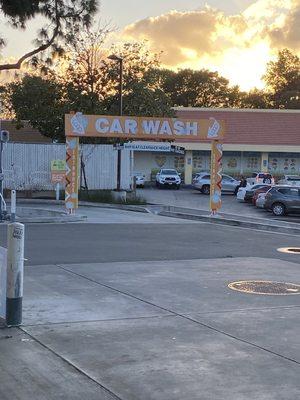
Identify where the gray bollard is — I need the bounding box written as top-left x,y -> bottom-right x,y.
11,190 -> 16,222
6,223 -> 25,327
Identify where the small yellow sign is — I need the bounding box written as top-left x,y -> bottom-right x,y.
51,160 -> 66,172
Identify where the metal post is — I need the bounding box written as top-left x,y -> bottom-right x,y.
10,190 -> 16,222
117,58 -> 123,191
0,141 -> 3,221
6,223 -> 25,326
119,59 -> 123,117
55,183 -> 60,201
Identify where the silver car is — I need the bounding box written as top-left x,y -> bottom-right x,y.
193,173 -> 240,194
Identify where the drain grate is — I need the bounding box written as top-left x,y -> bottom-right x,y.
277,247 -> 300,254
228,280 -> 300,295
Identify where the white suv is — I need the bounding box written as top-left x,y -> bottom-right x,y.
156,169 -> 181,189
247,172 -> 274,185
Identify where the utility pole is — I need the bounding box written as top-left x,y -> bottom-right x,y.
0,125 -> 9,221
108,55 -> 123,191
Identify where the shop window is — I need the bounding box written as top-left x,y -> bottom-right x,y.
227,158 -> 238,169
193,156 -> 203,169
247,157 -> 258,169
283,158 -> 297,172
269,158 -> 279,171
174,156 -> 184,170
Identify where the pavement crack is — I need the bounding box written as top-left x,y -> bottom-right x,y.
19,326 -> 124,400
56,264 -> 300,366
22,314 -> 175,328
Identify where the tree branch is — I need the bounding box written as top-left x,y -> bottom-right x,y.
0,24 -> 60,71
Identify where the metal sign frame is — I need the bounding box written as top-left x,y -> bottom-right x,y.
65,113 -> 225,214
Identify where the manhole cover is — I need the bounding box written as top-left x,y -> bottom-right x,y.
228,281 -> 300,295
277,247 -> 300,254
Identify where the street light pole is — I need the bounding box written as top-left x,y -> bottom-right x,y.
108,55 -> 123,191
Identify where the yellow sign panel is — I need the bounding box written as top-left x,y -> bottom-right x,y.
210,141 -> 223,213
51,160 -> 66,172
65,137 -> 79,210
65,113 -> 225,140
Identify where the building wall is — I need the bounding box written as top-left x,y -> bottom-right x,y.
3,143 -> 131,190
133,149 -> 300,182
134,152 -> 179,180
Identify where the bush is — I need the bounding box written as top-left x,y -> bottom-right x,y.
79,190 -> 146,205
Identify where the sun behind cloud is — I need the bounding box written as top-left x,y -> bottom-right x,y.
122,0 -> 300,90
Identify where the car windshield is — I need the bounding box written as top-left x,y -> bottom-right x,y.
161,170 -> 178,175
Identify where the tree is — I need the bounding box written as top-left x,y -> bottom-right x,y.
264,49 -> 300,109
6,38 -> 174,142
0,0 -> 98,71
239,89 -> 269,109
153,68 -> 241,108
8,74 -> 106,141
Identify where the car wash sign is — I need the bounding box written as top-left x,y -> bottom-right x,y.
65,113 -> 225,140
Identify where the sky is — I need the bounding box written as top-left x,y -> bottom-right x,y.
1,0 -> 299,90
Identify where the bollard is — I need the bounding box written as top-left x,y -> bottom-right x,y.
55,183 -> 60,201
11,190 -> 16,222
6,223 -> 25,327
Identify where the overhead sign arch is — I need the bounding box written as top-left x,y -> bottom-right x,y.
65,112 -> 225,214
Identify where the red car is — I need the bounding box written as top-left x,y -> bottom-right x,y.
252,185 -> 272,205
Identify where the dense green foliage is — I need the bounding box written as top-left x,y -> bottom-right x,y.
264,49 -> 300,109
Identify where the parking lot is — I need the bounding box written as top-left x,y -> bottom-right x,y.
137,186 -> 300,223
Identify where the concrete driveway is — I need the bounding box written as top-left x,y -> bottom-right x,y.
137,187 -> 300,222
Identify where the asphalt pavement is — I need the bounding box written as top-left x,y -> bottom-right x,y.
0,218 -> 300,265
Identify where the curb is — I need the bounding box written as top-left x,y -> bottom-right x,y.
16,216 -> 86,224
158,210 -> 300,235
14,199 -> 150,214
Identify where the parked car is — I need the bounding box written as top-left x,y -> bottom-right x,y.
252,185 -> 272,205
277,175 -> 300,187
244,184 -> 271,203
193,173 -> 240,194
134,172 -> 145,188
256,192 -> 267,209
247,172 -> 274,185
264,185 -> 300,216
236,184 -> 252,201
156,169 -> 181,189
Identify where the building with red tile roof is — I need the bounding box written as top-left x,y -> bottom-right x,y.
133,108 -> 300,184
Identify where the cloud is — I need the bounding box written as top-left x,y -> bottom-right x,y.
124,7 -> 248,65
122,0 -> 300,90
267,0 -> 300,50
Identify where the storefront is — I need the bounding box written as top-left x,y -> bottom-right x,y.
133,108 -> 300,183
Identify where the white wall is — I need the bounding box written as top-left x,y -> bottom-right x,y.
3,143 -> 131,191
134,152 -> 176,180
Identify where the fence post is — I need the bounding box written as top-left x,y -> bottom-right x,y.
11,190 -> 16,222
6,223 -> 25,327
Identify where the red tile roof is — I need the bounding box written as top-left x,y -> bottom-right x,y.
175,108 -> 300,145
1,120 -> 51,143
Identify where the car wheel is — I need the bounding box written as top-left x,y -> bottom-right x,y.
201,185 -> 210,195
176,184 -> 180,190
272,203 -> 286,216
